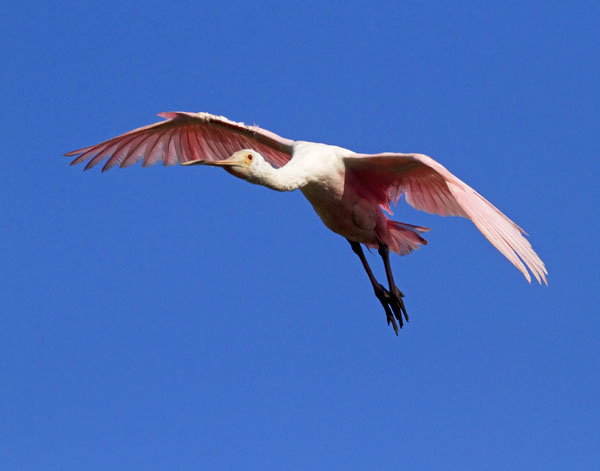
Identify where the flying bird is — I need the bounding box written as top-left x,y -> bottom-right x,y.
66,112 -> 547,334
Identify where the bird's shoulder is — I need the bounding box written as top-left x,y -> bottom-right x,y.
291,141 -> 355,161
286,141 -> 354,186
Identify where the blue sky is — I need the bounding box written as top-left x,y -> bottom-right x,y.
2,1 -> 599,469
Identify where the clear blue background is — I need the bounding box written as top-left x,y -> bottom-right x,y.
2,1 -> 599,469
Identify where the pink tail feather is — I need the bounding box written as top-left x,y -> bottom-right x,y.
383,220 -> 429,256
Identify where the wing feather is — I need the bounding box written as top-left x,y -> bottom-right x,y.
124,131 -> 159,168
66,111 -> 294,171
143,128 -> 171,167
344,152 -> 547,284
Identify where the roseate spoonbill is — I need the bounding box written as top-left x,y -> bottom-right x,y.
66,112 -> 547,334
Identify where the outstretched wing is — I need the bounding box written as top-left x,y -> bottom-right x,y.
65,112 -> 294,171
344,152 -> 547,284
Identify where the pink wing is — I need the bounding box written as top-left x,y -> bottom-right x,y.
344,152 -> 547,284
65,112 -> 294,172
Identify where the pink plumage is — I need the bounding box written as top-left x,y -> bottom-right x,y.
66,111 -> 547,334
344,152 -> 546,284
66,111 -> 293,171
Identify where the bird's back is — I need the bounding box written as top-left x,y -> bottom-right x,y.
290,141 -> 353,186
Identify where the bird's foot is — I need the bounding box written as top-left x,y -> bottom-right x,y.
373,283 -> 409,335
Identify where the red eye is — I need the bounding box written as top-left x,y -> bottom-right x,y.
247,154 -> 253,161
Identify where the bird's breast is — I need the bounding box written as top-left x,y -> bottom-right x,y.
293,141 -> 380,243
301,179 -> 379,244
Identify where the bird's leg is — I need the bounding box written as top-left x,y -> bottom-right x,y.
378,243 -> 409,327
347,239 -> 400,334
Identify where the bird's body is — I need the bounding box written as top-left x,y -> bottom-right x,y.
287,142 -> 377,245
294,142 -> 411,251
66,111 -> 547,333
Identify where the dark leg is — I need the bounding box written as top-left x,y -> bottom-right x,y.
378,243 -> 409,326
348,239 -> 406,334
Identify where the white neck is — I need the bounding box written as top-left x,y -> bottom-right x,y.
251,162 -> 308,192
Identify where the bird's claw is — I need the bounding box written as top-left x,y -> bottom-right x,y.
374,283 -> 409,335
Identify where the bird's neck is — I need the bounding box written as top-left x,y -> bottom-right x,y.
252,163 -> 307,192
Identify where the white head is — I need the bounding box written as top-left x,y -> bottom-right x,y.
182,149 -> 272,183
182,148 -> 303,192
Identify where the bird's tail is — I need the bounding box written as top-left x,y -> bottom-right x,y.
384,220 -> 429,256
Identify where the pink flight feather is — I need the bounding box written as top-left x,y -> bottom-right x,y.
65,112 -> 293,171
344,153 -> 547,284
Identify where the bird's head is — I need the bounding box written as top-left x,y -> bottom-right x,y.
181,149 -> 270,182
